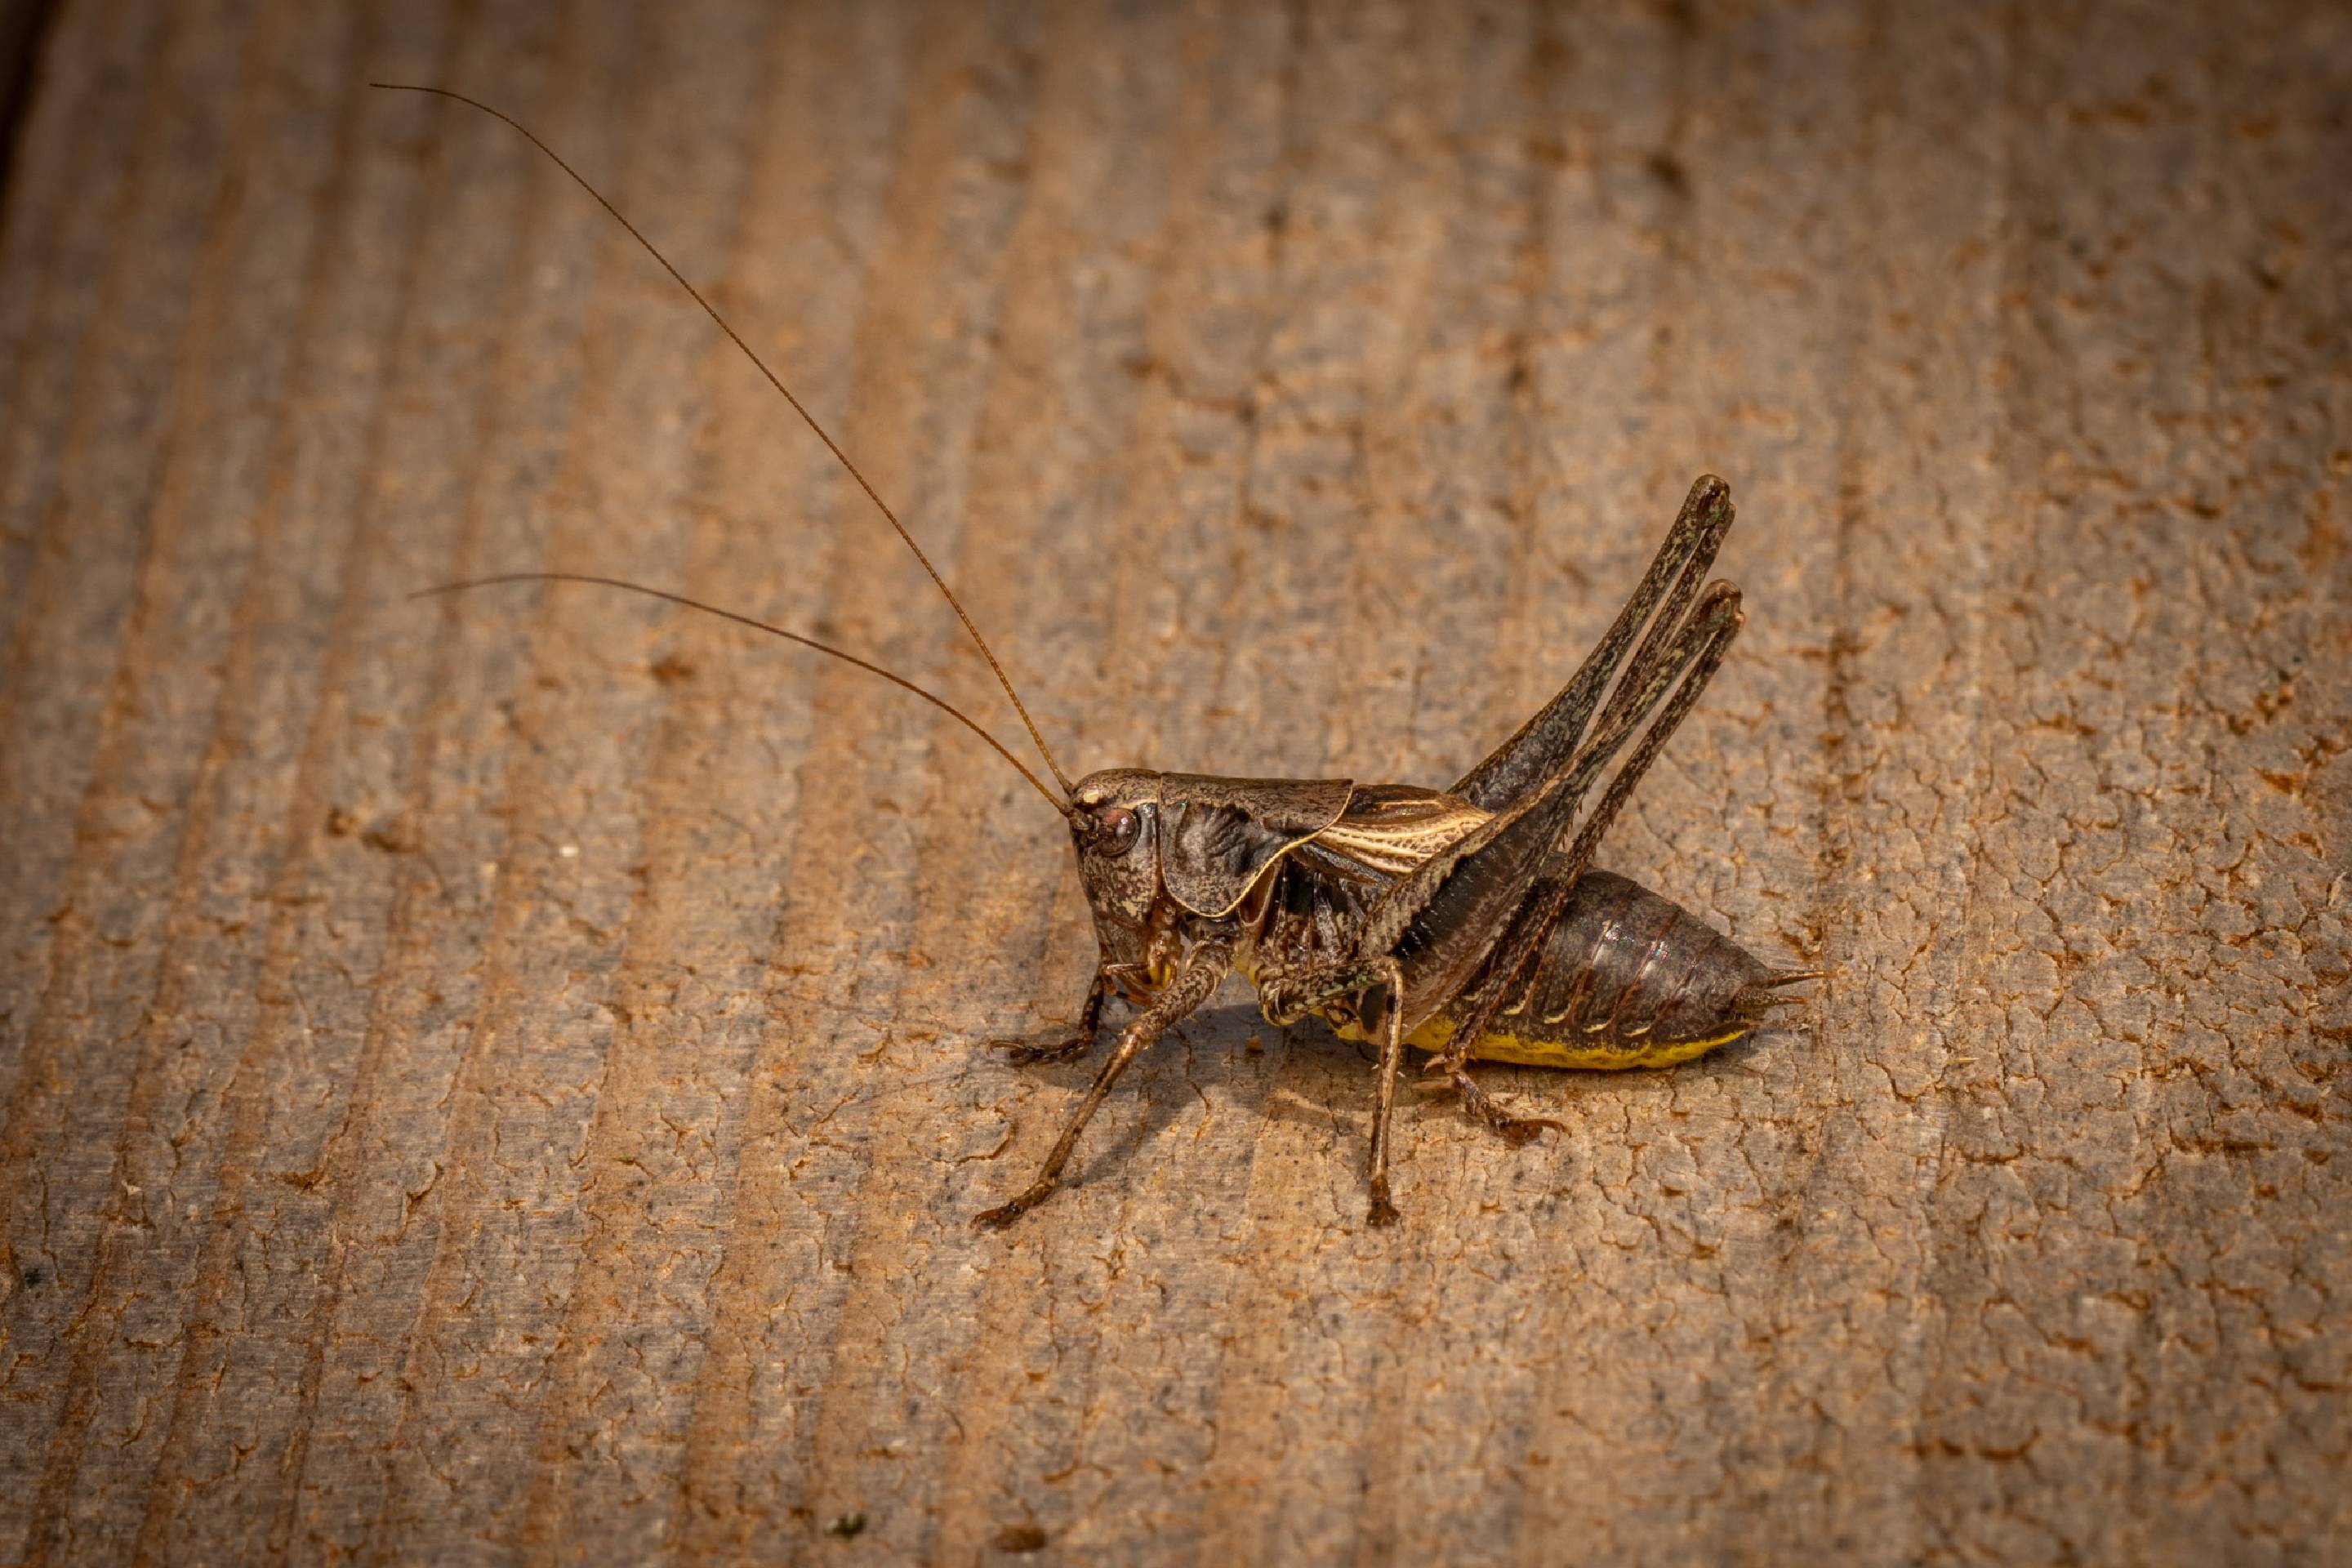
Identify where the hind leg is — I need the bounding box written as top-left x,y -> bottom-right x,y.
1428,1061 -> 1564,1145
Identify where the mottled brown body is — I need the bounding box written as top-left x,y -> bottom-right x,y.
976,476 -> 1820,1227
1454,871 -> 1788,1062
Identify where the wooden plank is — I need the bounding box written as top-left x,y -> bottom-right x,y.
1,0 -> 2345,1562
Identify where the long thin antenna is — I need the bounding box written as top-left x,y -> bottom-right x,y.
415,572 -> 1071,814
374,82 -> 1076,796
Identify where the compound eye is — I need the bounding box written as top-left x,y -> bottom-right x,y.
1089,804 -> 1139,854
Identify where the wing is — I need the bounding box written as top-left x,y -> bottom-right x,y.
1308,784 -> 1493,875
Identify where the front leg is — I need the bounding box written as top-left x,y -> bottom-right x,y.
987,964 -> 1158,1064
975,939 -> 1233,1228
990,968 -> 1111,1065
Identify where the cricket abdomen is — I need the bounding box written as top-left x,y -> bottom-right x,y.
1377,871 -> 1798,1070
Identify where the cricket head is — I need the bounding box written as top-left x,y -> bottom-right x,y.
1067,768 -> 1356,969
1067,769 -> 1166,960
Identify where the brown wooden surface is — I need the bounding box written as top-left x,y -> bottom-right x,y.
2,2 -> 2348,1563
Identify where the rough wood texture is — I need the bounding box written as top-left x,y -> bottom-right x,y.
2,2 -> 2347,1562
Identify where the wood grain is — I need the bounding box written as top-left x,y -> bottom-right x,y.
2,1 -> 2346,1562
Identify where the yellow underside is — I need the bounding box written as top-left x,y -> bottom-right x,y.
1231,952 -> 1746,1070
1328,1010 -> 1748,1071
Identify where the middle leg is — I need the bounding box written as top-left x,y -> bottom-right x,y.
1256,955 -> 1410,1225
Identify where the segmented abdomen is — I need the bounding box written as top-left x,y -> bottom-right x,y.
1464,871 -> 1786,1069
